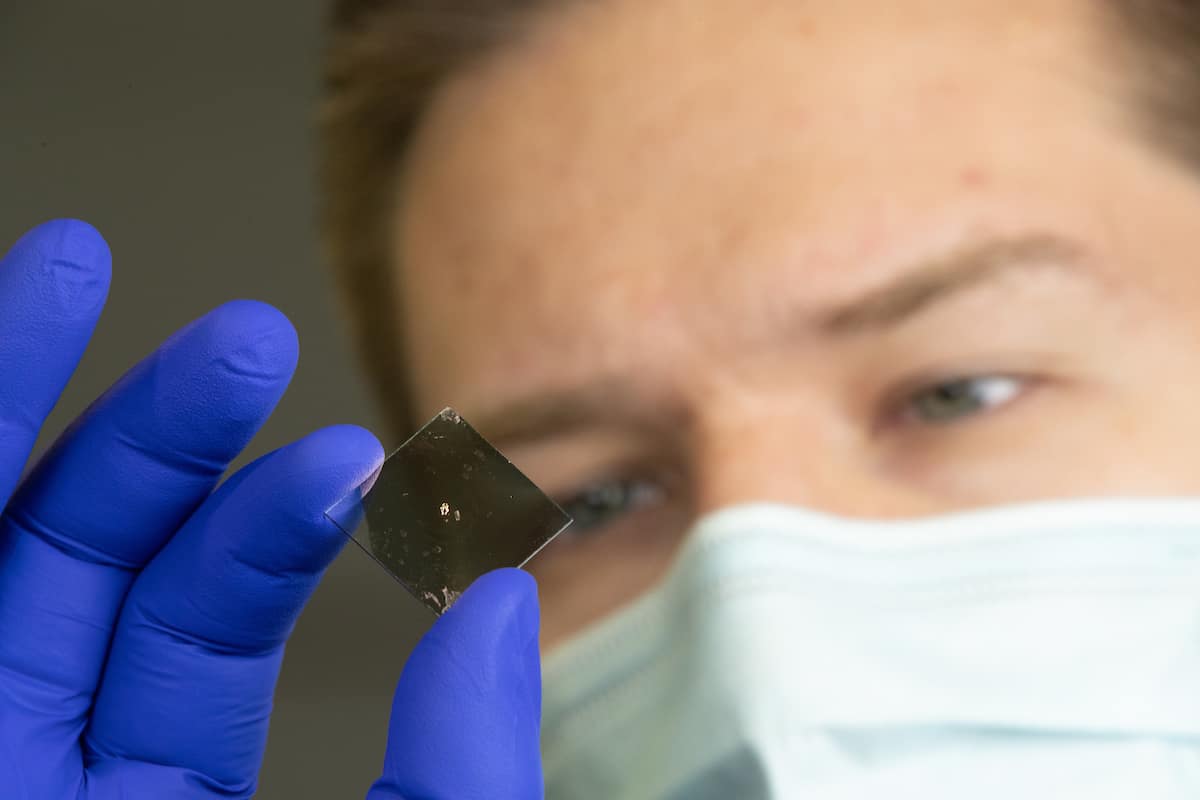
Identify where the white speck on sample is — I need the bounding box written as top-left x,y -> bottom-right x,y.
422,586 -> 463,612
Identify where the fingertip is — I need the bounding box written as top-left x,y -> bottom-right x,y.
377,569 -> 543,797
115,425 -> 389,654
11,218 -> 112,270
202,299 -> 299,384
134,300 -> 300,443
463,567 -> 539,598
212,297 -> 295,330
0,219 -> 112,462
5,218 -> 112,317
247,424 -> 386,518
301,422 -> 386,477
54,217 -> 111,267
455,568 -> 540,639
72,300 -> 305,476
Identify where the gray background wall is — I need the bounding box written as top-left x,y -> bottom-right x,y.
1,3 -> 430,796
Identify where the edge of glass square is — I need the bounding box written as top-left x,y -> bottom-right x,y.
322,408 -> 574,595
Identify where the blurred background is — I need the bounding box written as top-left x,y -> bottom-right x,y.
0,3 -> 431,796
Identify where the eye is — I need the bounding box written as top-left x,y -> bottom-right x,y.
557,479 -> 664,534
901,375 -> 1026,425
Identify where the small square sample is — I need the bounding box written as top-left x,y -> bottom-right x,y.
326,408 -> 572,614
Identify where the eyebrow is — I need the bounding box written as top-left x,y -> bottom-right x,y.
818,233 -> 1087,334
473,232 -> 1090,445
472,379 -> 687,449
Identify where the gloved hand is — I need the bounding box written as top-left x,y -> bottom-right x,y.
0,219 -> 544,799
367,568 -> 544,800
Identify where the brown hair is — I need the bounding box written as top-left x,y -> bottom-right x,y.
317,0 -> 1200,437
319,1 -> 546,436
1105,1 -> 1200,169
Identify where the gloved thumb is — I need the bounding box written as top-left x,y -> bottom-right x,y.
366,568 -> 544,800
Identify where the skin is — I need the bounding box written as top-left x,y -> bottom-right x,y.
389,0 -> 1200,646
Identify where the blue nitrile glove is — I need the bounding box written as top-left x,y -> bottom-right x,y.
367,568 -> 544,800
0,219 -> 544,799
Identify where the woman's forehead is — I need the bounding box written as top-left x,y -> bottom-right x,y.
389,0 -> 1151,417
394,0 -> 1111,284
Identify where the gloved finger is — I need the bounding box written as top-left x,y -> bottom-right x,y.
0,300 -> 297,796
83,424 -> 383,798
0,219 -> 110,503
367,569 -> 544,800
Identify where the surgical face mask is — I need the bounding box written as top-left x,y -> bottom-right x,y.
540,499 -> 1200,799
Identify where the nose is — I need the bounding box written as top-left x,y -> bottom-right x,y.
690,411 -> 942,520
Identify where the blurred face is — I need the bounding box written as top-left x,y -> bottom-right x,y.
390,0 -> 1200,646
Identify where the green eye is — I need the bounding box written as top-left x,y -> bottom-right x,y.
558,480 -> 662,534
906,376 -> 1023,424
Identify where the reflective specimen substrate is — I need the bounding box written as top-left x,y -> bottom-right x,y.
326,408 -> 572,614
